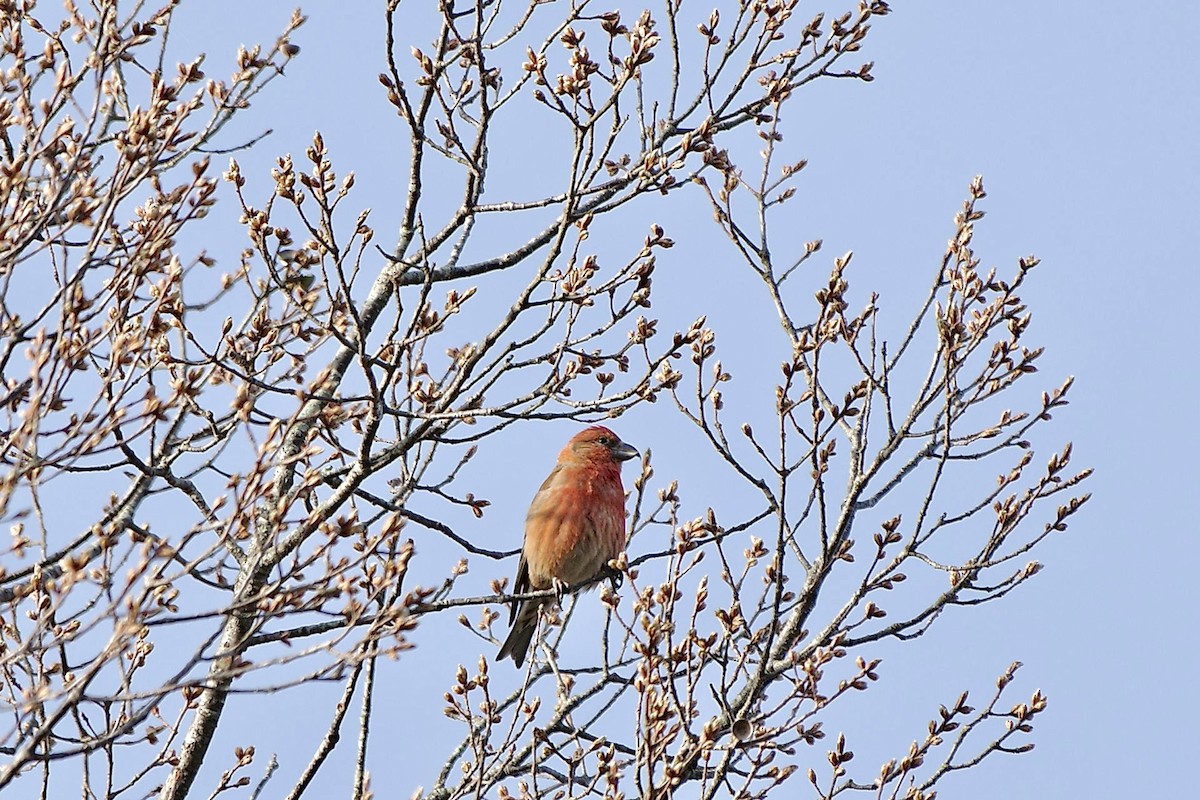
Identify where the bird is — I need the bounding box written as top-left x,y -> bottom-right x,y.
497,425 -> 640,667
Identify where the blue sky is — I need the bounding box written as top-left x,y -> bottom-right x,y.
74,1 -> 1199,797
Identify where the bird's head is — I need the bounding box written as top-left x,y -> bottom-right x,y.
565,426 -> 640,465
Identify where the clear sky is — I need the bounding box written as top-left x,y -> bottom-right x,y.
73,1 -> 1200,797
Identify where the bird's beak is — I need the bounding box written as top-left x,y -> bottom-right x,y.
612,441 -> 640,462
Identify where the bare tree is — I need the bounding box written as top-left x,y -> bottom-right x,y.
0,1 -> 1090,799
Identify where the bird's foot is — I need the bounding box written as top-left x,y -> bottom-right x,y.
604,564 -> 624,591
551,577 -> 570,606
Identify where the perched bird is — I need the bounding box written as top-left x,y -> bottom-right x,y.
497,425 -> 640,667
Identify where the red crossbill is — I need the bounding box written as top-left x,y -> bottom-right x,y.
497,425 -> 639,667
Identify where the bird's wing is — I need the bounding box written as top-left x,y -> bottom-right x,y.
531,462 -> 566,497
510,462 -> 565,621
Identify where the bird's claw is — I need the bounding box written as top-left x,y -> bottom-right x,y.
605,564 -> 623,592
551,577 -> 569,606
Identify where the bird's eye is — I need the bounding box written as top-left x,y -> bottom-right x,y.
597,436 -> 611,445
